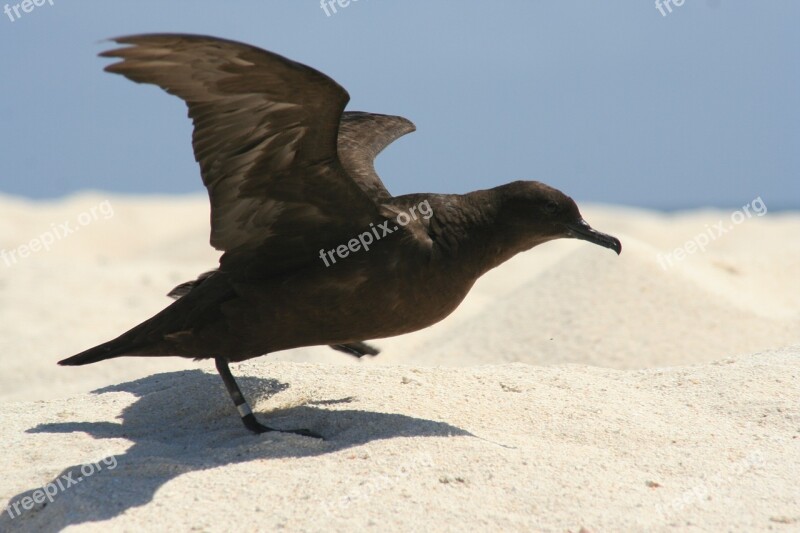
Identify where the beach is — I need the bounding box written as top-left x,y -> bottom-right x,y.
1,193 -> 798,531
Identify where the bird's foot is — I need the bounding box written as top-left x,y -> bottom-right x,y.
242,413 -> 323,439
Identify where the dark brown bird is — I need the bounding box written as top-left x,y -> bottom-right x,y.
59,34 -> 622,437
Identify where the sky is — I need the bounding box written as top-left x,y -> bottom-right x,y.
0,0 -> 798,210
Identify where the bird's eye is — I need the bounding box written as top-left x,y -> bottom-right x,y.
544,201 -> 559,214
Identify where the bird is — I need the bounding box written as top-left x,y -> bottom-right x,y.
59,34 -> 622,437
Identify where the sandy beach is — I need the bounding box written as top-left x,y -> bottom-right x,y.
1,193 -> 798,531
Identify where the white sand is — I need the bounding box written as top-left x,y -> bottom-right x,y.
1,193 -> 798,531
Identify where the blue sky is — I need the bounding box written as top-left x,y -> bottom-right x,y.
1,1 -> 798,209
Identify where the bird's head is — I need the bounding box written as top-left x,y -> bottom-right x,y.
494,180 -> 622,255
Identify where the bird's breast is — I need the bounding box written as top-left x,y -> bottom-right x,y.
249,248 -> 475,351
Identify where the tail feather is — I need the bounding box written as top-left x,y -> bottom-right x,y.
60,272 -> 226,367
58,337 -> 142,366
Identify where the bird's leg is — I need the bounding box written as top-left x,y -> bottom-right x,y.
214,357 -> 322,438
329,341 -> 380,358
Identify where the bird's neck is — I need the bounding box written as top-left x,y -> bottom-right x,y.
430,189 -> 541,277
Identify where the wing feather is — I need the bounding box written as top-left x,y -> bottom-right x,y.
337,112 -> 415,202
101,34 -> 381,272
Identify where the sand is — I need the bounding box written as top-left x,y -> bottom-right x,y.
0,192 -> 798,531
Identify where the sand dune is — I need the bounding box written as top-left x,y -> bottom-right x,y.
1,350 -> 798,531
0,193 -> 798,531
404,237 -> 799,368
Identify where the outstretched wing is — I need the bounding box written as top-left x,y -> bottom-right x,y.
101,33 -> 382,273
337,112 -> 415,202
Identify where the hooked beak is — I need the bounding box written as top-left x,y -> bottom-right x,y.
565,219 -> 622,255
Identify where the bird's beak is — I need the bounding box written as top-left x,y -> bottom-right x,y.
565,219 -> 622,255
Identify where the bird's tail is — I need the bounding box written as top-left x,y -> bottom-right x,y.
58,335 -> 143,366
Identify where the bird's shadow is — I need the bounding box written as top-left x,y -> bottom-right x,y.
2,369 -> 471,531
